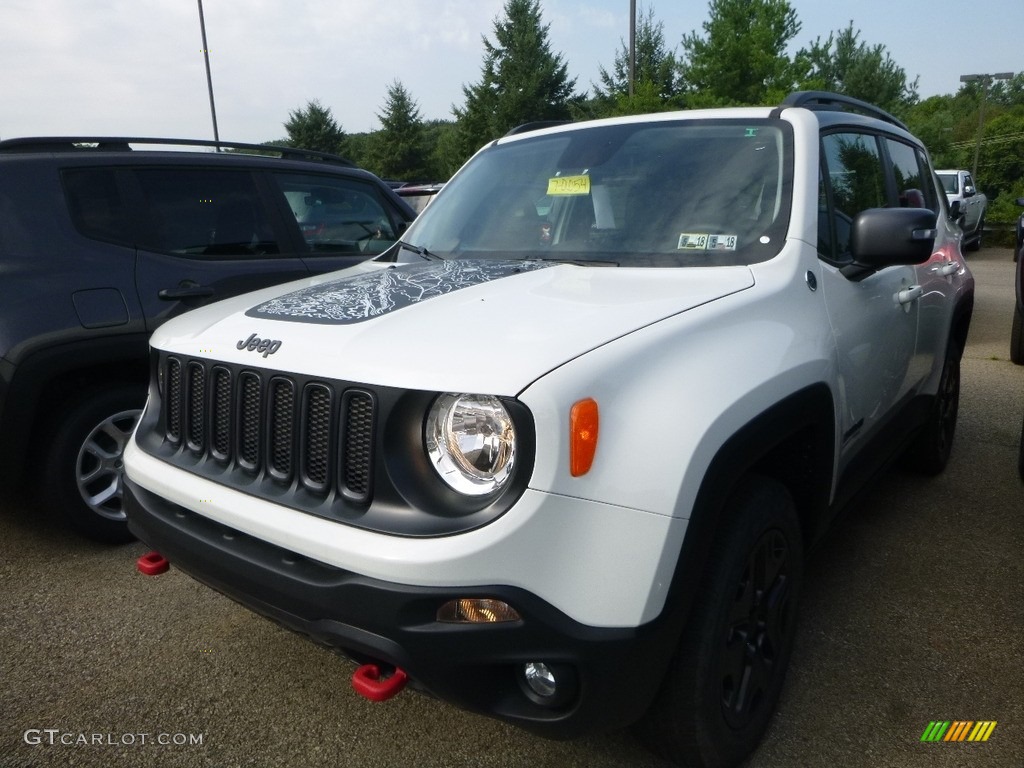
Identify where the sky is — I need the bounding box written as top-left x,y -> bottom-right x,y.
1,0 -> 1021,145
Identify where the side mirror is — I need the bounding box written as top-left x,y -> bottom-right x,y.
1015,197 -> 1024,207
842,207 -> 936,280
948,199 -> 964,221
963,185 -> 976,197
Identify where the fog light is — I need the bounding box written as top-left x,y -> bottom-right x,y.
518,661 -> 577,707
437,598 -> 521,624
523,662 -> 557,698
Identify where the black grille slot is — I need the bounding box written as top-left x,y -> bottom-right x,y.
341,390 -> 375,502
186,363 -> 206,451
166,358 -> 182,442
211,367 -> 232,461
268,378 -> 295,480
156,356 -> 379,512
238,372 -> 261,470
302,385 -> 333,490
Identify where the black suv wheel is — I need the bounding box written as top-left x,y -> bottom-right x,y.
637,476 -> 802,768
41,385 -> 145,543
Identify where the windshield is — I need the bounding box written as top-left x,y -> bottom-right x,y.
405,119 -> 792,267
937,173 -> 957,194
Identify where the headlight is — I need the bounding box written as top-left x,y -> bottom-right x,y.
426,393 -> 516,496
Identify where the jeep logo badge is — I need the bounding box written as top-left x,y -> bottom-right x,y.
237,333 -> 282,358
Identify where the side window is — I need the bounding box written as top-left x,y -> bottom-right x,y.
131,168 -> 280,258
819,132 -> 887,259
886,138 -> 937,212
270,173 -> 400,255
63,168 -> 135,246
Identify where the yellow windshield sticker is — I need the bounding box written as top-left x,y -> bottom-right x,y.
677,233 -> 738,251
547,175 -> 591,196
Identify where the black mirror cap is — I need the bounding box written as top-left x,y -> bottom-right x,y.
949,199 -> 964,220
845,207 -> 937,276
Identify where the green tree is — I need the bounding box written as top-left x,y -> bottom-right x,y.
905,94 -> 961,165
284,99 -> 347,156
591,6 -> 682,116
425,120 -> 463,180
905,76 -> 1024,231
453,0 -> 578,161
973,109 -> 1024,199
679,0 -> 802,106
366,81 -> 429,181
796,23 -> 919,115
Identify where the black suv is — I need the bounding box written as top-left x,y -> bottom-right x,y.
0,137 -> 415,542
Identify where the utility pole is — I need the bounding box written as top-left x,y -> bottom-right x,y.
198,0 -> 221,146
959,72 -> 1013,179
628,0 -> 636,98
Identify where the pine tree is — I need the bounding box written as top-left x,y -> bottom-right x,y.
796,23 -> 919,115
283,100 -> 347,156
453,0 -> 578,160
366,81 -> 428,181
593,6 -> 681,116
680,0 -> 802,106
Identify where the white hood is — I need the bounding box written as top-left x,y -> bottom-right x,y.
151,259 -> 754,394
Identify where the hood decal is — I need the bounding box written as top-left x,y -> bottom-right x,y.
246,259 -> 553,325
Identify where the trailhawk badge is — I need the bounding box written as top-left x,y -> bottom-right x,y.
236,333 -> 282,357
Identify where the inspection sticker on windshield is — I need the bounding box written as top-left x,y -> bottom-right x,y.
677,233 -> 737,251
547,175 -> 591,196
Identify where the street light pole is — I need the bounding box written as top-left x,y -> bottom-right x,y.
959,72 -> 1014,179
197,0 -> 221,146
628,0 -> 636,98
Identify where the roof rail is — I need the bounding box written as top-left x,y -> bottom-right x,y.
776,91 -> 908,131
0,136 -> 356,166
504,121 -> 572,137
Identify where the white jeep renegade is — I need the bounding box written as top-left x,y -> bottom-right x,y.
125,92 -> 974,767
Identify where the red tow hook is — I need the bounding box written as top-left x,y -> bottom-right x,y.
352,663 -> 408,702
136,551 -> 170,576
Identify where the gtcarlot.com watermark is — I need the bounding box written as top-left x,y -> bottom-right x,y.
24,729 -> 205,747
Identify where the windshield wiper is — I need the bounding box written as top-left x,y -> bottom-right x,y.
398,241 -> 443,261
524,257 -> 620,267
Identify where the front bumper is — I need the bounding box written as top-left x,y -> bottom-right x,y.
125,479 -> 682,737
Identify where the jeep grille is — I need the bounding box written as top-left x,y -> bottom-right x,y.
161,356 -> 375,504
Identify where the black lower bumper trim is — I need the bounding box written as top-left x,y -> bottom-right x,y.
125,479 -> 680,737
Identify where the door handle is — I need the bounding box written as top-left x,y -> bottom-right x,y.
896,285 -> 923,305
158,281 -> 215,300
936,261 -> 960,276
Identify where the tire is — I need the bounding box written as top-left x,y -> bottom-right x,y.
1011,303 -> 1024,365
41,385 -> 145,543
635,476 -> 802,768
905,343 -> 961,475
966,216 -> 983,252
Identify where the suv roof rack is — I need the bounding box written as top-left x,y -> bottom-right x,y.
0,136 -> 356,166
776,91 -> 908,132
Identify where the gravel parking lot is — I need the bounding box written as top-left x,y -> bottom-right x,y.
2,248 -> 1021,768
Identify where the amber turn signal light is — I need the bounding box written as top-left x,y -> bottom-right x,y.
569,398 -> 599,477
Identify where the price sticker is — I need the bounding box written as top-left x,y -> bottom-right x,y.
547,175 -> 591,196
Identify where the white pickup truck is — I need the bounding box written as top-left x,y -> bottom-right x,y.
938,169 -> 987,250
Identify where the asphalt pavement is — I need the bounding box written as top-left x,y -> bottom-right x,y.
1,248 -> 1021,768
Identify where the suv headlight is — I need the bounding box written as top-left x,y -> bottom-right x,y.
426,393 -> 516,496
